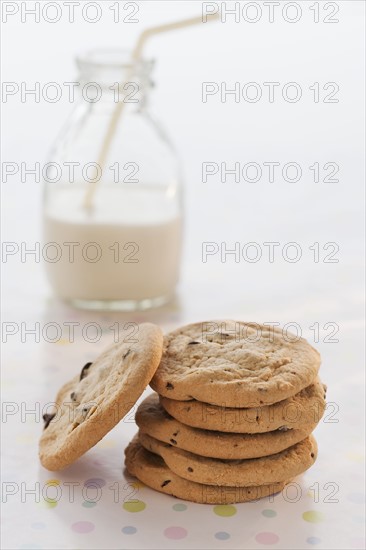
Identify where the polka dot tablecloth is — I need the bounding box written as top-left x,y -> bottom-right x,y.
1,299 -> 364,550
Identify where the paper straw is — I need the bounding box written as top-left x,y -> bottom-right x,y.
83,13 -> 219,209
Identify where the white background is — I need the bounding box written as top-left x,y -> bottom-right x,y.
1,2 -> 365,550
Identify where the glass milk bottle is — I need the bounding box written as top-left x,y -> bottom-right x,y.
43,49 -> 183,310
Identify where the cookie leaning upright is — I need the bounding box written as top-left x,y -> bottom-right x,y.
150,321 -> 321,407
39,323 -> 163,471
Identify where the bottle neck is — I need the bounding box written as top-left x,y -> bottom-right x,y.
76,78 -> 151,109
76,49 -> 153,107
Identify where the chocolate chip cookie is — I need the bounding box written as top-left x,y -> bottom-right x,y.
39,323 -> 163,470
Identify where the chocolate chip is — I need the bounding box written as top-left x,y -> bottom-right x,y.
70,392 -> 77,401
188,341 -> 200,345
187,467 -> 193,472
80,362 -> 92,381
311,452 -> 315,458
161,480 -> 171,487
172,431 -> 179,437
166,382 -> 174,390
170,439 -> 177,445
43,413 -> 55,429
78,403 -> 95,420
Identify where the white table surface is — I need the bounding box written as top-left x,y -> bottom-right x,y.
2,235 -> 365,550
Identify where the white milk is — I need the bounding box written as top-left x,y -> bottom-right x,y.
43,184 -> 182,305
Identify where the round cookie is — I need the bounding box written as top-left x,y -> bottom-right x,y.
139,431 -> 318,486
136,393 -> 319,459
150,321 -> 320,407
125,436 -> 288,504
160,379 -> 326,433
39,323 -> 163,471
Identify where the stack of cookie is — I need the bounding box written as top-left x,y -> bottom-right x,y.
125,321 -> 326,504
38,319 -> 325,506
